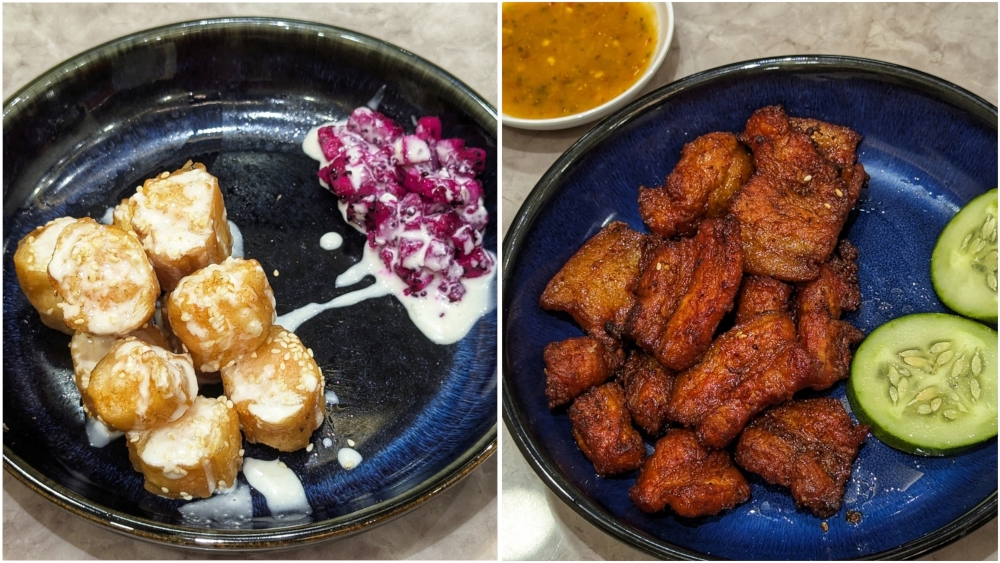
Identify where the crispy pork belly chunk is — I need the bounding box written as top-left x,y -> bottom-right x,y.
114,161 -> 233,292
84,338 -> 198,432
13,216 -> 77,333
734,274 -> 793,325
667,312 -> 817,448
620,350 -> 676,436
543,336 -> 624,409
47,218 -> 160,335
630,429 -> 750,518
568,382 -> 645,476
795,239 -> 864,390
731,106 -> 866,282
167,257 -> 276,373
789,117 -> 862,171
735,398 -> 869,518
638,132 -> 753,237
221,325 -> 325,452
127,395 -> 243,500
626,216 -> 743,371
540,222 -> 645,344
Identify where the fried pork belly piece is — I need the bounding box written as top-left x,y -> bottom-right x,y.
543,336 -> 624,409
638,132 -> 753,237
13,217 -> 77,334
84,338 -> 198,431
540,222 -> 645,344
731,106 -> 866,281
47,218 -> 160,335
221,325 -> 325,452
667,312 -> 817,448
568,382 -> 645,476
620,350 -> 676,436
70,324 -> 170,396
167,257 -> 276,373
114,161 -> 233,292
630,429 -> 750,517
735,398 -> 869,518
734,275 -> 793,325
625,216 -> 743,371
795,240 -> 864,390
128,395 -> 243,500
789,118 -> 862,171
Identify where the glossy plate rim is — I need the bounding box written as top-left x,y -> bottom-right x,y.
501,54 -> 997,561
3,16 -> 498,551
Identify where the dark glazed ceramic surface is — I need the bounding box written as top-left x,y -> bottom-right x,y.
3,18 -> 497,550
503,56 -> 997,560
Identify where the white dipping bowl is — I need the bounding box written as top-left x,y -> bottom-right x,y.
501,2 -> 674,131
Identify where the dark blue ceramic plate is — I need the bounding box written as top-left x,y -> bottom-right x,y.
3,18 -> 496,550
503,56 -> 997,560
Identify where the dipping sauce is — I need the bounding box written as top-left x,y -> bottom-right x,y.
502,2 -> 658,119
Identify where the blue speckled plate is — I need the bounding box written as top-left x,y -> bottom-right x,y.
503,56 -> 997,560
4,18 -> 496,550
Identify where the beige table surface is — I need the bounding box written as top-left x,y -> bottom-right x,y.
3,3 -> 497,560
501,2 -> 998,560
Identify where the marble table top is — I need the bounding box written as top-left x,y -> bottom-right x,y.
3,3 -> 496,560
501,2 -> 997,560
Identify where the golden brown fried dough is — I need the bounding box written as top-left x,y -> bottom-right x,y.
667,312 -> 817,448
735,398 -> 869,518
127,395 -> 243,499
795,240 -> 864,390
540,222 -> 645,345
731,106 -> 866,281
734,275 -> 793,325
13,217 -> 77,333
620,350 -> 676,436
630,429 -> 750,517
638,132 -> 753,237
84,338 -> 198,432
70,324 -> 170,397
47,218 -> 160,335
543,336 -> 624,409
568,382 -> 645,476
114,161 -> 233,292
221,325 -> 325,452
167,257 -> 276,373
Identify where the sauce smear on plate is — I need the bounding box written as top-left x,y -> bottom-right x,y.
502,2 -> 657,119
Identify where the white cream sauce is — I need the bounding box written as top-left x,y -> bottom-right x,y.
319,232 -> 343,251
178,481 -> 253,524
337,447 -> 363,470
276,233 -> 495,345
228,220 -> 244,259
85,416 -> 123,448
325,389 -> 339,405
242,457 -> 311,516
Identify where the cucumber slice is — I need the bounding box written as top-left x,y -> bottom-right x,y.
848,313 -> 998,456
931,188 -> 998,323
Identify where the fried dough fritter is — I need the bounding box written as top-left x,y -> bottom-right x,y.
630,428 -> 750,518
13,217 -> 77,334
626,217 -> 743,371
638,132 -> 754,237
543,336 -> 624,409
731,106 -> 867,281
568,382 -> 645,476
666,312 -> 817,448
734,274 -> 793,325
540,222 -> 645,345
620,350 -> 676,436
795,240 -> 865,390
735,398 -> 869,518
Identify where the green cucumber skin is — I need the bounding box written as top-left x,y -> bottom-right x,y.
930,189 -> 998,324
848,313 -> 998,457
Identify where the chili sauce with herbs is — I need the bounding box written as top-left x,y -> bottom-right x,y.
502,2 -> 658,119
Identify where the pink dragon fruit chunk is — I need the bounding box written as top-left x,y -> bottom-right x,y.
416,116 -> 442,141
456,247 -> 494,279
392,135 -> 432,166
317,126 -> 344,160
347,107 -> 403,147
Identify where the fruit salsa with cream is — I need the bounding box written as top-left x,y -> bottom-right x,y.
312,107 -> 495,303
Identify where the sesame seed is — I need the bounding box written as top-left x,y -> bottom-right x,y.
835,189 -> 844,197
162,487 -> 169,493
306,443 -> 314,452
823,203 -> 831,209
803,175 -> 812,182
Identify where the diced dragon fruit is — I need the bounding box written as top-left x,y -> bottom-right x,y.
317,126 -> 344,160
347,107 -> 403,147
415,116 -> 442,141
456,246 -> 494,279
392,135 -> 432,166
